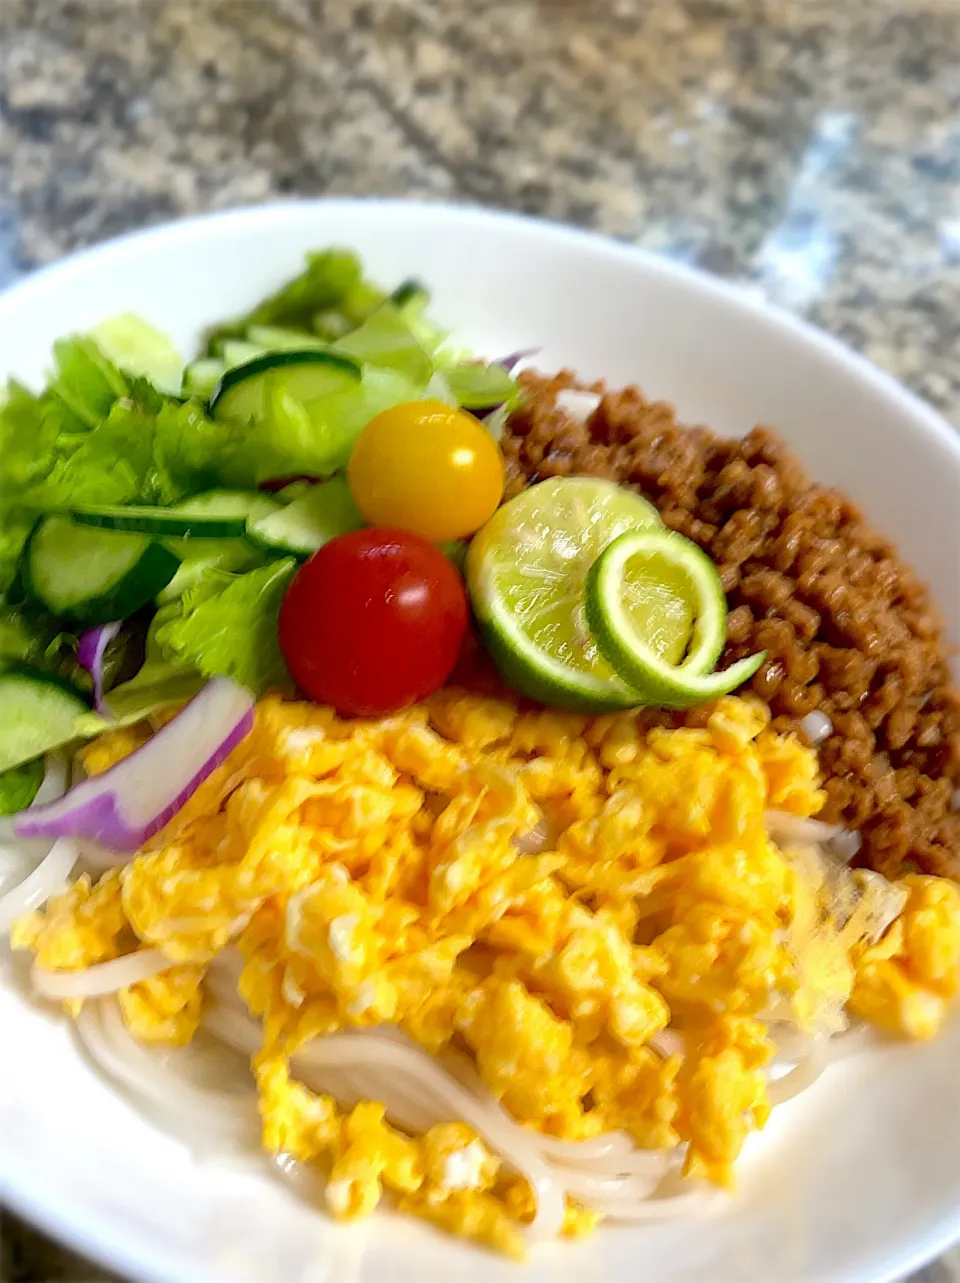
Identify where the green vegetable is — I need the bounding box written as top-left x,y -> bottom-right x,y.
75,606 -> 203,732
246,476 -> 364,556
0,668 -> 91,773
209,351 -> 363,425
0,758 -> 45,815
0,247 -> 519,740
71,502 -> 250,539
0,358 -> 186,517
76,660 -> 205,734
89,315 -> 184,395
156,538 -> 263,605
24,516 -> 181,624
153,559 -> 297,695
213,371 -> 414,487
0,607 -> 63,667
0,381 -> 74,501
0,510 -> 36,598
245,325 -> 330,352
204,249 -> 370,352
151,399 -> 236,501
333,302 -> 434,384
439,541 -> 468,573
181,358 -> 226,401
28,399 -> 164,509
443,362 -> 518,410
50,336 -> 128,429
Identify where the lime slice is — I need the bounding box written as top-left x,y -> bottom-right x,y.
585,529 -> 765,708
466,477 -> 662,710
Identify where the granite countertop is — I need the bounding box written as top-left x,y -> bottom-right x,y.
2,0 -> 960,1279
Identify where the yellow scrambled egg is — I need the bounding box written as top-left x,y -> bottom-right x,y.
13,693 -> 960,1256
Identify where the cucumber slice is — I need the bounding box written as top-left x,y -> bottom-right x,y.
390,279 -> 430,313
246,325 -> 328,352
221,339 -> 268,368
89,315 -> 184,395
173,489 -> 281,524
24,516 -> 180,624
70,503 -> 249,539
0,668 -> 90,773
246,476 -> 364,556
182,357 -> 225,400
208,351 -> 362,424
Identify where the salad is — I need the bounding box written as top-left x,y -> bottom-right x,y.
0,247 -> 759,825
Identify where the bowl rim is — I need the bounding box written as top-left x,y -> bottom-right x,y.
2,197 -> 960,1283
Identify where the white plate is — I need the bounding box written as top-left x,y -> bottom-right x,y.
2,201 -> 959,1283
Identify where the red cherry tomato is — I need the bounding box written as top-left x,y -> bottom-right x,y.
278,528 -> 469,717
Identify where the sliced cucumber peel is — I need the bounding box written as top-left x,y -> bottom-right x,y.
70,503 -> 248,539
24,516 -> 180,625
208,349 -> 362,423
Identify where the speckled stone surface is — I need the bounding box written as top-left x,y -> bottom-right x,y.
2,0 -> 960,1279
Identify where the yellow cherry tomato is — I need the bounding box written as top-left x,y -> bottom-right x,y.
347,400 -> 505,542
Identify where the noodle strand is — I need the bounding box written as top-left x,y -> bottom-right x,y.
0,837 -> 78,934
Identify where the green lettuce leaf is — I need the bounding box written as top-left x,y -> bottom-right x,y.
72,604 -> 201,733
442,362 -> 518,410
205,249 -> 368,351
26,399 -> 161,508
0,345 -> 191,521
0,758 -> 45,815
50,336 -> 128,429
333,302 -> 434,384
0,607 -> 60,665
0,381 -> 78,503
0,510 -> 36,599
150,399 -> 237,502
154,559 -> 297,695
75,659 -> 205,734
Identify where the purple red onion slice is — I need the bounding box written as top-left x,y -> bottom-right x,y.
14,678 -> 255,854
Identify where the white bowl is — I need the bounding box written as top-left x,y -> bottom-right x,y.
2,201 -> 959,1283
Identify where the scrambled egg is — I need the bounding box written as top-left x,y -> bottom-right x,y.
13,693 -> 960,1255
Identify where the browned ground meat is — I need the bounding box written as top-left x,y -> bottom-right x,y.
502,370 -> 960,880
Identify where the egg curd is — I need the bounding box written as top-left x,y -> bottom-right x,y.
13,693 -> 960,1257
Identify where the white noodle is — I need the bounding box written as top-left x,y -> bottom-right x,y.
533,1130 -> 637,1165
294,1035 -> 566,1240
559,1166 -> 667,1202
597,1186 -> 724,1222
76,999 -> 256,1138
766,1036 -> 829,1107
0,809 -> 886,1247
0,837 -> 78,934
826,1021 -> 874,1063
270,1151 -> 328,1203
0,844 -> 28,894
828,828 -> 862,864
767,1023 -> 816,1063
77,837 -> 129,872
53,962 -> 849,1237
765,811 -> 843,844
32,948 -> 175,1000
35,756 -> 69,806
